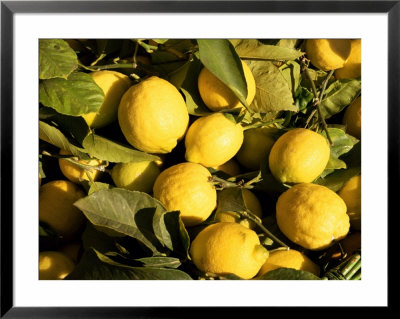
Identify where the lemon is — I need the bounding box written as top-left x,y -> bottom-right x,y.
335,39 -> 361,79
212,159 -> 241,177
82,70 -> 131,129
268,128 -> 330,184
59,242 -> 82,263
215,188 -> 262,229
338,175 -> 361,231
39,251 -> 75,280
276,183 -> 350,250
198,60 -> 256,112
39,180 -> 86,241
111,160 -> 160,193
58,149 -> 104,184
153,162 -> 217,227
236,127 -> 276,170
258,249 -> 320,277
342,97 -> 361,139
190,222 -> 269,279
185,113 -> 244,167
118,76 -> 189,154
305,39 -> 351,71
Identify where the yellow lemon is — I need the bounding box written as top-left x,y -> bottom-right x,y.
190,222 -> 269,279
39,251 -> 75,280
335,39 -> 361,79
305,39 -> 351,71
39,180 -> 86,241
276,183 -> 350,250
343,97 -> 361,139
268,128 -> 330,184
82,70 -> 131,128
212,159 -> 241,177
111,161 -> 160,193
185,113 -> 244,167
236,127 -> 276,170
153,162 -> 217,227
118,76 -> 189,154
58,149 -> 104,184
258,249 -> 320,277
198,60 -> 256,112
338,175 -> 361,231
215,189 -> 262,229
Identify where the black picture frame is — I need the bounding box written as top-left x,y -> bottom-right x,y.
1,0 -> 396,317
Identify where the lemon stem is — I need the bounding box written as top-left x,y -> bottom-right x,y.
300,57 -> 333,145
242,118 -> 285,131
238,210 -> 290,249
41,151 -> 108,172
210,176 -> 241,190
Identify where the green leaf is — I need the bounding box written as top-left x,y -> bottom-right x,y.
197,39 -> 248,108
39,121 -> 88,158
179,58 -> 213,116
39,39 -> 78,79
320,78 -> 361,119
39,72 -> 105,116
65,248 -> 193,280
82,133 -> 160,163
314,166 -> 361,192
256,268 -> 321,280
216,188 -> 246,214
279,61 -> 301,95
81,222 -> 120,255
74,188 -> 167,254
246,60 -> 298,113
135,256 -> 181,269
231,39 -> 304,61
322,128 -> 359,171
88,181 -> 112,195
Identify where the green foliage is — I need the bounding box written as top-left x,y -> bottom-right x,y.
256,268 -> 321,280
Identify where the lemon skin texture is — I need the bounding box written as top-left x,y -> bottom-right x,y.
198,60 -> 256,112
58,149 -> 103,184
342,97 -> 361,139
276,183 -> 350,250
82,70 -> 131,129
305,39 -> 351,71
39,180 -> 86,242
215,189 -> 262,229
190,222 -> 269,279
153,162 -> 217,227
185,113 -> 244,167
268,128 -> 330,184
39,251 -> 75,280
118,76 -> 189,154
258,249 -> 320,277
236,127 -> 276,170
338,175 -> 361,231
335,39 -> 361,79
111,161 -> 160,193
213,159 -> 241,177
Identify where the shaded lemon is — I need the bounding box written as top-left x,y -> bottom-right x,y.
335,39 -> 361,79
39,251 -> 75,280
305,39 -> 351,71
338,175 -> 361,230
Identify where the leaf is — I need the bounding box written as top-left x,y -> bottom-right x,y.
279,61 -> 301,95
197,39 -> 248,108
314,166 -> 361,192
82,133 -> 160,163
65,248 -> 193,280
135,256 -> 181,269
81,222 -> 120,255
39,39 -> 78,79
320,78 -> 361,118
39,121 -> 88,158
39,72 -> 105,116
87,181 -> 112,195
322,128 -> 359,171
256,268 -> 321,280
231,39 -> 304,61
179,58 -> 213,116
74,188 -> 167,254
246,60 -> 298,113
216,188 -> 246,214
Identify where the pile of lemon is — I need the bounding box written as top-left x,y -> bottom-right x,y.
39,39 -> 361,280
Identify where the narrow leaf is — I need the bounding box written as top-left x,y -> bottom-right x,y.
197,39 -> 248,108
256,268 -> 321,280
